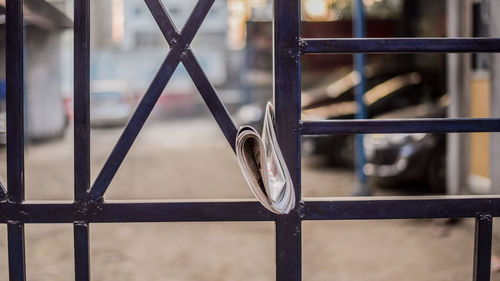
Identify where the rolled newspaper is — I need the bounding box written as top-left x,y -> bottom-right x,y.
235,102 -> 295,214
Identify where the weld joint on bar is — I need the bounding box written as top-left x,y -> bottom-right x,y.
296,201 -> 306,219
168,36 -> 191,56
288,49 -> 300,64
298,38 -> 308,54
476,213 -> 493,221
75,198 -> 104,219
2,202 -> 30,223
74,221 -> 89,227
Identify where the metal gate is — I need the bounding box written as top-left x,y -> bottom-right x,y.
2,0 -> 500,280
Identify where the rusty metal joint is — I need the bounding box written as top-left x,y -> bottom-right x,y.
298,38 -> 308,54
297,201 -> 306,219
75,196 -> 104,218
73,221 -> 88,227
476,213 -> 493,222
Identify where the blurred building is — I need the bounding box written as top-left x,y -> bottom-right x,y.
451,0 -> 499,195
89,0 -> 233,117
0,0 -> 72,141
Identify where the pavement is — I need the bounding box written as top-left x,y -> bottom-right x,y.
0,118 -> 499,281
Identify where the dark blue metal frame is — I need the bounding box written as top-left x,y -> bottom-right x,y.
2,0 -> 500,280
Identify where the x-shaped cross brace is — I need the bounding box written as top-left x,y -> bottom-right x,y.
88,0 -> 238,200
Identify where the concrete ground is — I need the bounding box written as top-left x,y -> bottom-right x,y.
0,118 -> 499,281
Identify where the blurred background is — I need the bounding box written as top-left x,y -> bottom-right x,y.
0,0 -> 500,280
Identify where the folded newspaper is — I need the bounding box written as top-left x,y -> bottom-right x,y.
236,102 -> 295,214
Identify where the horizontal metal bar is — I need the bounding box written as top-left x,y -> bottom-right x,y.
304,197 -> 500,220
300,118 -> 500,135
0,200 -> 276,223
1,197 -> 500,223
302,38 -> 500,54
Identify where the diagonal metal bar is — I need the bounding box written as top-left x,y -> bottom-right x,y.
178,0 -> 214,46
89,51 -> 182,200
180,0 -> 238,150
145,0 -> 212,48
89,0 -> 216,200
144,0 -> 179,46
148,0 -> 237,150
182,50 -> 238,151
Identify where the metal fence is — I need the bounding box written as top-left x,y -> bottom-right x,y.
2,0 -> 500,280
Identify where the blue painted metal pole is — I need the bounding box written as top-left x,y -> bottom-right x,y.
353,0 -> 370,196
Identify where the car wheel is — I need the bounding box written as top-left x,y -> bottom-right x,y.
339,135 -> 355,168
427,149 -> 446,194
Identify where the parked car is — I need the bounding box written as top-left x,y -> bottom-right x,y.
90,80 -> 133,127
364,100 -> 447,193
302,70 -> 444,167
0,112 -> 5,145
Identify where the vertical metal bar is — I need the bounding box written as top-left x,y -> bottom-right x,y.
74,1 -> 91,280
273,0 -> 301,280
7,223 -> 26,281
6,0 -> 25,203
74,0 -> 91,202
473,214 -> 492,281
6,0 -> 26,280
353,0 -> 369,196
74,223 -> 90,281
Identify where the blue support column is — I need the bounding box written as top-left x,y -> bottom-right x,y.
353,0 -> 370,196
